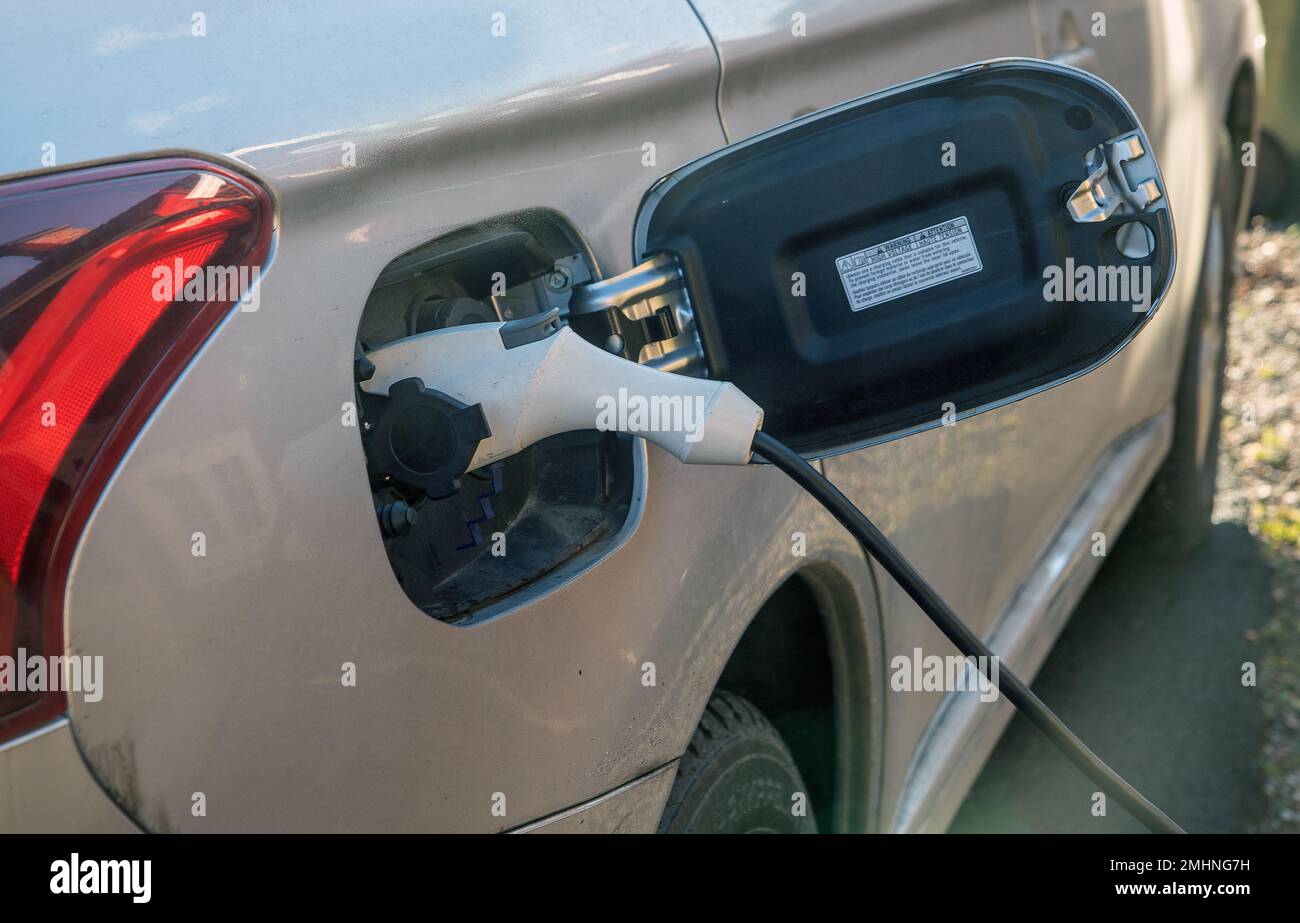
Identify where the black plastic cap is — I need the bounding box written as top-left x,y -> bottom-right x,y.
366,377 -> 491,500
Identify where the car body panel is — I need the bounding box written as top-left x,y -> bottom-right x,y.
512,762 -> 678,833
686,0 -> 1260,831
2,0 -> 886,833
0,0 -> 1262,832
687,0 -> 1043,142
0,721 -> 136,832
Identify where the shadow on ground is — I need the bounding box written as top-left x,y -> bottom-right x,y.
950,521 -> 1271,833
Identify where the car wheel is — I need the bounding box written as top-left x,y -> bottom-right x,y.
1131,129 -> 1236,556
658,690 -> 817,833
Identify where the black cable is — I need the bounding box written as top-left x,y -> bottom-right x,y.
751,430 -> 1184,834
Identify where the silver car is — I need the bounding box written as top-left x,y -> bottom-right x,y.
0,0 -> 1263,833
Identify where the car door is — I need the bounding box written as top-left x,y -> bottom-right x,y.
1035,0 -> 1155,125
687,0 -> 1042,140
683,0 -> 1175,828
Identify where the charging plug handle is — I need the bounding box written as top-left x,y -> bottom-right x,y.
360,315 -> 763,471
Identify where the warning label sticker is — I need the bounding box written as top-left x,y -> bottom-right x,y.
835,216 -> 983,312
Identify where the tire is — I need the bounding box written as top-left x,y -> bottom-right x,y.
1130,129 -> 1237,556
1248,127 -> 1289,219
658,690 -> 817,834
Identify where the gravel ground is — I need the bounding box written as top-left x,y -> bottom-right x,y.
1218,223 -> 1300,832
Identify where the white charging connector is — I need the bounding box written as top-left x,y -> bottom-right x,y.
361,318 -> 763,468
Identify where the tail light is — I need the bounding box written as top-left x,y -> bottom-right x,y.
0,158 -> 273,740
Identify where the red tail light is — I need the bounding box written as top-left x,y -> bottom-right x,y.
0,158 -> 273,740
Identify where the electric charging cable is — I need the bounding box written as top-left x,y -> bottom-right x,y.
751,430 -> 1185,834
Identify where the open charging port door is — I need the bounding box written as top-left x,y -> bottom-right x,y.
631,59 -> 1175,457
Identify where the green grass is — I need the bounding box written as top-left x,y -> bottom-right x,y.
1256,426 -> 1289,468
1259,508 -> 1300,549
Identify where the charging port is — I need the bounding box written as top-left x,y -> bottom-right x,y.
354,210 -> 635,623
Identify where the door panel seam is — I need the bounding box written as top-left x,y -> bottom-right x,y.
684,0 -> 732,144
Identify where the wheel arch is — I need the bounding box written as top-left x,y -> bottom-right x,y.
711,556 -> 886,833
1224,57 -> 1259,230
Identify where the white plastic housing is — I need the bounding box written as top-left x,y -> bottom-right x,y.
361,323 -> 764,468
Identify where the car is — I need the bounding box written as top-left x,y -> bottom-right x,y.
0,0 -> 1263,833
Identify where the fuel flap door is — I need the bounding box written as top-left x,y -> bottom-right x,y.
630,58 -> 1175,457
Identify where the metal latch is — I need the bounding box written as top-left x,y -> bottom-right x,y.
566,252 -> 707,377
1066,132 -> 1165,223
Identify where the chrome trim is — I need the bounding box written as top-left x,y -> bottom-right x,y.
569,252 -> 683,317
0,716 -> 68,754
508,761 -> 677,833
890,409 -> 1175,832
1067,132 -> 1167,222
569,252 -> 707,377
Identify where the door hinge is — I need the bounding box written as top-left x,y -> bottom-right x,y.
1066,131 -> 1165,223
566,252 -> 706,377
